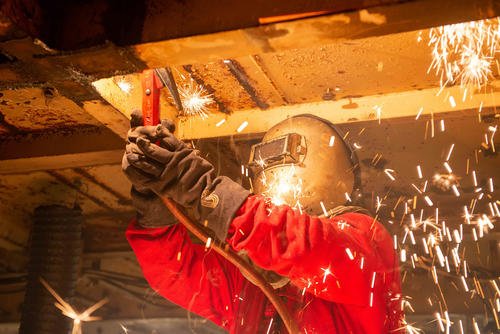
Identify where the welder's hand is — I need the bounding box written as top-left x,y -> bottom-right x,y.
130,187 -> 176,228
122,111 -> 250,239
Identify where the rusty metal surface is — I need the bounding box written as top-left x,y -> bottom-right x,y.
2,0 -> 408,50
0,164 -> 131,251
187,61 -> 258,112
254,30 -> 440,104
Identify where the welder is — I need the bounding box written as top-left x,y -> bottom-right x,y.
122,112 -> 404,333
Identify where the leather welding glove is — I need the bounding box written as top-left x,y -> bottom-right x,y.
122,114 -> 250,240
130,186 -> 177,228
123,110 -> 178,228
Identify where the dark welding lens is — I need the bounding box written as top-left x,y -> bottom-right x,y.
248,133 -> 305,167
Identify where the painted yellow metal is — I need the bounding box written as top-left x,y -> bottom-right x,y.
175,81 -> 500,139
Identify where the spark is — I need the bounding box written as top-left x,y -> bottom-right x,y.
373,105 -> 382,124
266,318 -> 274,334
472,317 -> 480,334
376,196 -> 385,212
411,183 -> 422,194
205,237 -> 212,249
445,144 -> 455,161
384,169 -> 396,181
321,266 -> 332,283
492,280 -> 500,295
40,278 -> 108,334
432,173 -> 459,191
260,164 -> 304,209
435,245 -> 445,267
416,165 -> 423,179
458,320 -> 464,334
424,196 -> 434,207
431,266 -> 439,284
116,78 -> 132,94
435,312 -> 445,332
449,96 -> 456,108
443,162 -> 452,173
329,135 -> 335,146
178,80 -> 214,118
399,320 -> 423,334
345,248 -> 355,260
320,201 -> 329,217
461,276 -> 469,292
237,121 -> 249,133
427,18 -> 500,90
370,272 -> 377,289
416,107 -> 424,120
422,237 -> 429,254
478,101 -> 484,122
488,177 -> 494,192
215,119 -> 226,127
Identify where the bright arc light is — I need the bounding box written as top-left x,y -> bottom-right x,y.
426,18 -> 500,91
260,164 -> 304,209
178,80 -> 214,118
116,79 -> 132,94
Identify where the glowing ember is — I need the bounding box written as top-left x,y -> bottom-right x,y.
178,80 -> 214,118
426,18 -> 500,91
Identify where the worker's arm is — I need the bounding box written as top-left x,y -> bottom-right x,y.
226,195 -> 400,307
122,118 -> 252,329
126,219 -> 244,330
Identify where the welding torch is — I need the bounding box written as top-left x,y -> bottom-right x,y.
141,68 -> 299,334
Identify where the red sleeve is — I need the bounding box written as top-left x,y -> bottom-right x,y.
227,195 -> 401,307
126,220 -> 244,329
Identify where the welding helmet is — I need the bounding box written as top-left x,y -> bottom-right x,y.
248,115 -> 360,215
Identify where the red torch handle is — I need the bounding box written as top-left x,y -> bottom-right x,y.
141,69 -> 162,126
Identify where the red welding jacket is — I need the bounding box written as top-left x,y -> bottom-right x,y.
126,195 -> 404,333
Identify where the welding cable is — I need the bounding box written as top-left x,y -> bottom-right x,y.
141,68 -> 299,333
159,196 -> 301,334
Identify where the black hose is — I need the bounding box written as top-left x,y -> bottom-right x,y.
19,205 -> 83,334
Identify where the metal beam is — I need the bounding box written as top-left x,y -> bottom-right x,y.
2,0 -> 407,50
0,149 -> 123,174
175,80 -> 500,139
82,100 -> 130,140
131,0 -> 500,67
